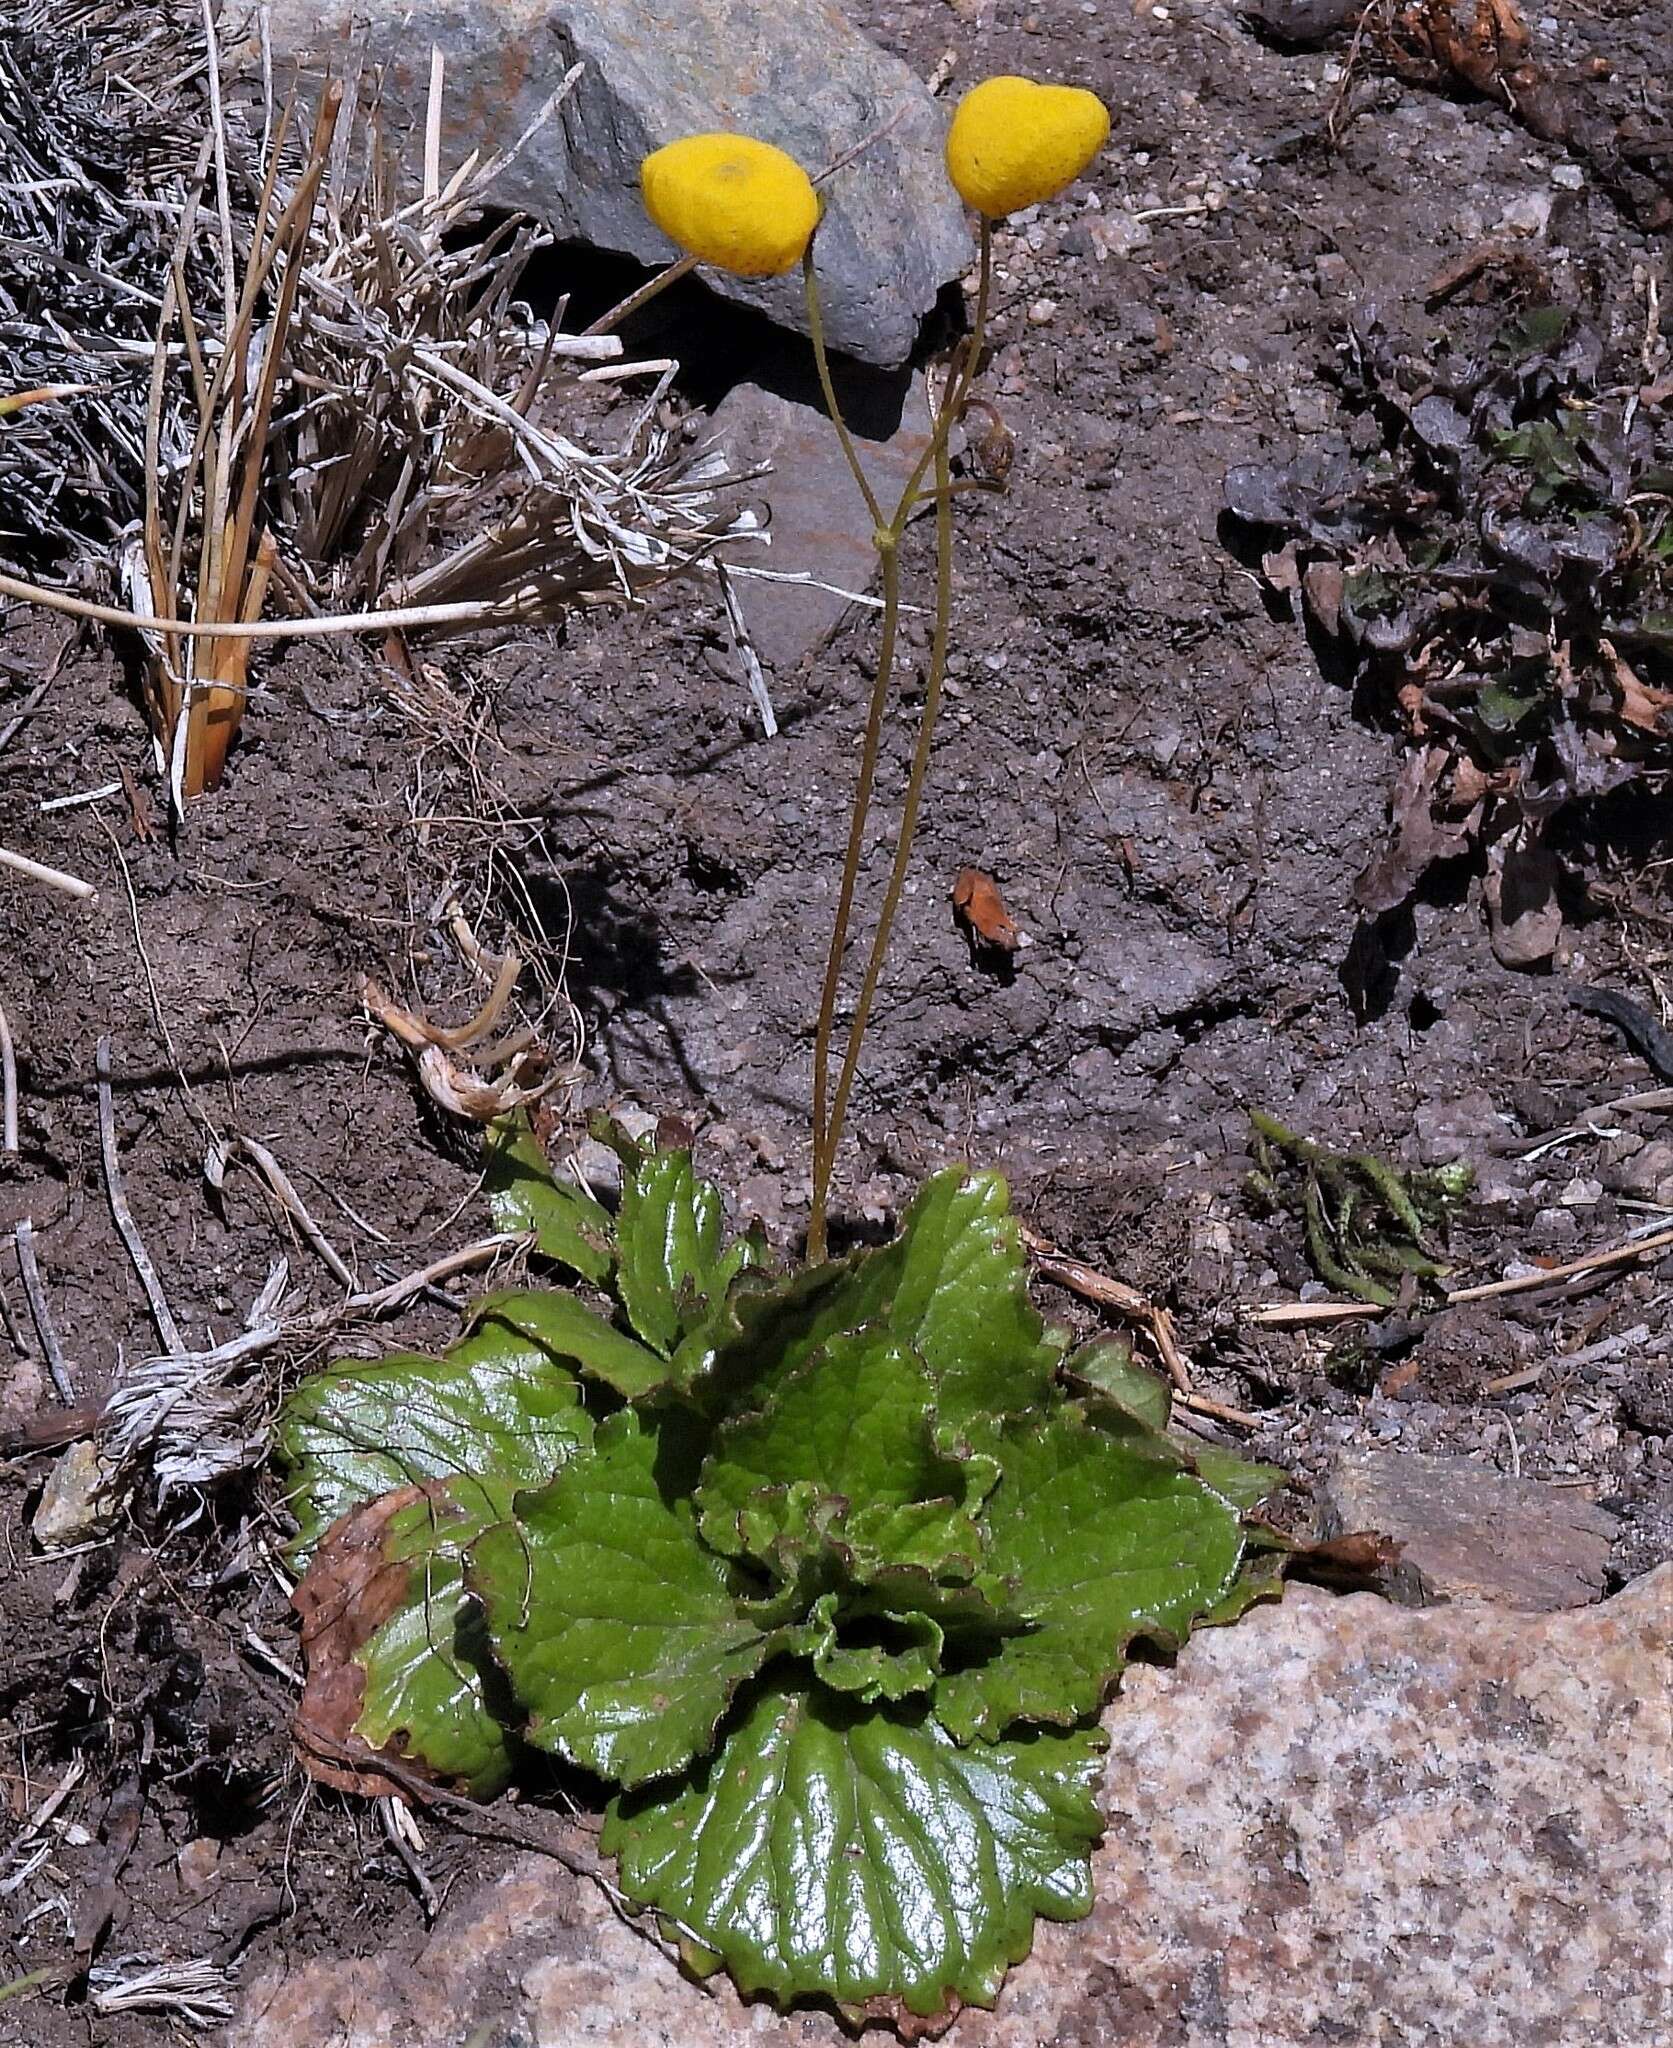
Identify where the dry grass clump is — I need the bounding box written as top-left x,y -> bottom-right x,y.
0,9 -> 758,805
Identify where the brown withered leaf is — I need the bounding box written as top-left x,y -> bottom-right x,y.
1602,639 -> 1673,734
292,1481 -> 447,1797
1355,748 -> 1480,915
952,867 -> 1021,954
1301,559 -> 1344,636
1484,828 -> 1563,967
1286,1529 -> 1404,1591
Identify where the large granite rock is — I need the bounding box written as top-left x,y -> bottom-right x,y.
259,0 -> 972,367
234,1568 -> 1673,2047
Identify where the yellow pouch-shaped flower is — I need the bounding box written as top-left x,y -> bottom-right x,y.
640,133 -> 820,279
946,76 -> 1110,219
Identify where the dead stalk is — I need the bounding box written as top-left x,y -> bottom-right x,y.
0,999 -> 16,1155
0,845 -> 98,902
15,1219 -> 74,1404
96,1036 -> 185,1357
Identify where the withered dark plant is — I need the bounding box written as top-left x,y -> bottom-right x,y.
1226,295 -> 1672,967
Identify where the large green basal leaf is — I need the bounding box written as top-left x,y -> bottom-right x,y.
464,1286 -> 671,1402
703,1169 -> 1058,1432
351,1476 -> 520,1796
616,1147 -> 758,1357
483,1114 -> 615,1283
469,1411 -> 787,1787
696,1334 -> 972,1564
885,1170 -> 1062,1432
276,1317 -> 592,1562
932,1404 -> 1246,1742
603,1685 -> 1105,2021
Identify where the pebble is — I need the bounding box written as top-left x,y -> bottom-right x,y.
1027,298 -> 1058,325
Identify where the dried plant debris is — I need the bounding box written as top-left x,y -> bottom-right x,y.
276,53 -> 755,624
3,4 -> 757,767
1239,0 -> 1671,231
0,4 -> 209,562
1247,1110 -> 1471,1306
1226,297 -> 1671,964
1378,0 -> 1672,230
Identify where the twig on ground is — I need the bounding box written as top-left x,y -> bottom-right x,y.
0,568 -> 630,642
1245,1299 -> 1386,1328
0,844 -> 97,902
1250,1220 -> 1673,1324
0,671 -> 57,757
378,1797 -> 440,1921
14,1218 -> 74,1403
215,1134 -> 356,1290
1509,1086 -> 1673,1158
1176,1390 -> 1264,1430
0,998 -> 17,1155
1019,1224 -> 1193,1392
1446,1222 -> 1673,1304
97,1036 -> 185,1355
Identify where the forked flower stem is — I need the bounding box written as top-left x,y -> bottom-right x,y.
806,222 -> 992,1261
802,248 -> 885,534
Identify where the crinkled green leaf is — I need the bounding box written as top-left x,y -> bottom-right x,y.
932,1404 -> 1245,1741
806,1594 -> 943,1704
351,1476 -> 519,1796
603,1685 -> 1104,2021
469,1411 -> 784,1787
465,1286 -> 670,1402
702,1169 -> 1058,1433
616,1148 -> 757,1357
276,1318 -> 590,1562
483,1114 -> 614,1283
696,1334 -> 970,1564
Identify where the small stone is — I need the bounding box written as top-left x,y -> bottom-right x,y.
712,378 -> 932,675
1500,189 -> 1554,236
1412,1088 -> 1506,1167
32,1440 -> 117,1552
1550,162 -> 1584,189
1026,297 -> 1058,326
178,1838 -> 224,1892
1318,1447 -> 1616,1610
1558,1173 -> 1603,1207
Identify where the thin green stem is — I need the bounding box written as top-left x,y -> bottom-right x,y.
807,538 -> 900,1262
803,248 -> 884,533
805,223 -> 992,1258
816,405 -> 956,1229
891,219 -> 994,531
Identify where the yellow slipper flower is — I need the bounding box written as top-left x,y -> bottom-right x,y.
946,76 -> 1111,219
640,133 -> 820,279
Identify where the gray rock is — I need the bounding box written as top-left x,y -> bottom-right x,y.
235,1570 -> 1673,2047
1319,1446 -> 1617,1610
713,376 -> 933,673
258,0 -> 972,367
31,1439 -> 116,1551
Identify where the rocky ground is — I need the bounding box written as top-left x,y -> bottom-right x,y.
0,0 -> 1669,2040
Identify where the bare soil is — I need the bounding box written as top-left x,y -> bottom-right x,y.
2,0 -> 1669,2039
